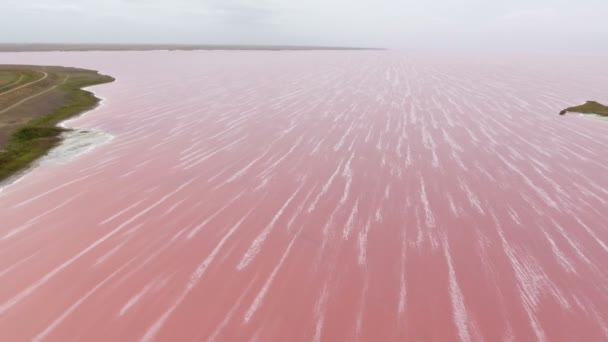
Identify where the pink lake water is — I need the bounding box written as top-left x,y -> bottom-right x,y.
0,50 -> 608,341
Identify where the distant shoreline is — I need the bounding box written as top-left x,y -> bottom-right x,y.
0,44 -> 385,52
560,101 -> 608,118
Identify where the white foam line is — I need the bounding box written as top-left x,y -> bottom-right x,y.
3,195 -> 79,239
99,199 -> 145,225
575,217 -> 608,254
225,142 -> 276,183
95,238 -> 130,266
343,200 -> 359,240
142,209 -> 254,342
237,184 -> 304,270
398,228 -> 407,316
339,152 -> 356,205
354,276 -> 369,341
308,159 -> 345,213
161,198 -> 188,217
459,179 -> 485,215
285,185 -> 318,232
419,178 -> 436,228
33,256 -> 137,341
186,190 -> 246,240
0,252 -> 39,280
312,284 -> 330,342
0,178 -> 194,316
118,280 -> 156,317
258,136 -> 303,177
491,213 -> 547,342
207,277 -> 259,342
543,230 -> 577,274
357,218 -> 371,266
442,235 -> 471,342
243,231 -> 299,323
12,172 -> 100,208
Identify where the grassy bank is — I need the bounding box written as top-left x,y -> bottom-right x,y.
0,66 -> 114,182
560,101 -> 608,117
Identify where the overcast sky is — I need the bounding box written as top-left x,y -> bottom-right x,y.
2,0 -> 607,51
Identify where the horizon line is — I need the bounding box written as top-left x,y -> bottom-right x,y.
0,43 -> 387,52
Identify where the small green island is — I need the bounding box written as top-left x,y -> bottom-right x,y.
0,65 -> 114,182
560,101 -> 608,117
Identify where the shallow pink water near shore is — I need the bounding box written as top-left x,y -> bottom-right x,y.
1,51 -> 608,341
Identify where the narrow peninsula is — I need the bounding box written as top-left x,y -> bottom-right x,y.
0,65 -> 114,182
560,101 -> 608,117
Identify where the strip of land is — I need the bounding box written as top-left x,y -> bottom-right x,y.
560,101 -> 608,117
0,65 -> 114,182
0,44 -> 383,52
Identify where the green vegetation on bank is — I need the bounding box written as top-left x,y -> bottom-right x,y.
0,69 -> 41,93
560,101 -> 608,117
0,66 -> 114,183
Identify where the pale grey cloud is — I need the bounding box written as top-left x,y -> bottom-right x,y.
1,0 -> 606,51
